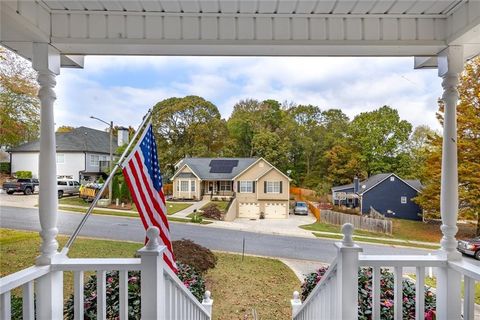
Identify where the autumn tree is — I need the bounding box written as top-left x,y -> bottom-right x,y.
415,57 -> 480,231
57,125 -> 75,133
151,95 -> 226,177
0,47 -> 40,148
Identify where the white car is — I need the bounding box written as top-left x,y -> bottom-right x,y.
57,179 -> 81,198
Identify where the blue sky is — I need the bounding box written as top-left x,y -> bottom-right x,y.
55,56 -> 443,131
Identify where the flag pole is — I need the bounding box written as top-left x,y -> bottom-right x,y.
61,109 -> 153,255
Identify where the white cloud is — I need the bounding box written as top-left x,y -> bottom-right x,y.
54,56 -> 443,132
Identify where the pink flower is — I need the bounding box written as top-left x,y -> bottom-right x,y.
383,300 -> 393,308
425,310 -> 436,320
107,277 -> 113,284
403,297 -> 409,303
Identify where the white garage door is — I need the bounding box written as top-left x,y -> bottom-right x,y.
265,203 -> 287,218
238,203 -> 260,218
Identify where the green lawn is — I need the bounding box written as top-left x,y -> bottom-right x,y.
59,197 -> 191,215
409,275 -> 480,304
300,219 -> 473,244
201,201 -> 230,213
1,229 -> 299,320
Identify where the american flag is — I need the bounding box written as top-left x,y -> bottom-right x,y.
121,122 -> 177,273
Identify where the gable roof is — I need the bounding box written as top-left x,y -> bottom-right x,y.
332,173 -> 422,194
174,157 -> 257,181
254,165 -> 292,182
8,127 -> 118,154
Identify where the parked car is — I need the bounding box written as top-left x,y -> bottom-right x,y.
293,201 -> 309,215
57,179 -> 81,198
2,178 -> 39,195
458,238 -> 480,260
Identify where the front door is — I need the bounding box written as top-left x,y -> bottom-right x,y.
209,182 -> 213,193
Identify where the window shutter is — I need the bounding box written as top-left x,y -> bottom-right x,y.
237,181 -> 240,192
252,181 -> 256,193
264,181 -> 267,193
280,181 -> 283,193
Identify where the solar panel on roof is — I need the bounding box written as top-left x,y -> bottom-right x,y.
209,160 -> 239,173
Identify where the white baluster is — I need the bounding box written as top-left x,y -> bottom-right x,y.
74,271 -> 84,320
0,291 -> 11,319
415,267 -> 425,320
336,223 -> 362,320
394,267 -> 403,320
372,267 -> 381,320
202,290 -> 213,319
97,270 -> 106,320
463,276 -> 475,320
291,291 -> 301,319
119,270 -> 128,320
22,281 -> 34,320
137,227 -> 167,319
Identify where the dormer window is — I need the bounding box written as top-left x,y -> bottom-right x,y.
390,176 -> 395,181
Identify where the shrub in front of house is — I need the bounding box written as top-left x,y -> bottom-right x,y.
301,267 -> 436,320
14,170 -> 32,178
64,262 -> 206,319
202,203 -> 223,220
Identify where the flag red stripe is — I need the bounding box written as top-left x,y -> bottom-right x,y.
133,152 -> 170,229
127,158 -> 174,254
122,166 -> 149,230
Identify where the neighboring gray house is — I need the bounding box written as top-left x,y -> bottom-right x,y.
8,127 -> 129,182
332,173 -> 423,220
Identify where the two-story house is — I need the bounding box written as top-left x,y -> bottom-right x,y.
8,126 -> 129,182
172,157 -> 291,219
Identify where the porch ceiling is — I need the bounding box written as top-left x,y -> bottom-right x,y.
0,0 -> 479,65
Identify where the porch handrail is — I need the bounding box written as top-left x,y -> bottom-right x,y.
292,257 -> 338,318
448,259 -> 480,281
52,258 -> 141,272
0,265 -> 50,295
359,254 -> 447,267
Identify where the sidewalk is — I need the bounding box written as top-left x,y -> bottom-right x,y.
171,198 -> 210,218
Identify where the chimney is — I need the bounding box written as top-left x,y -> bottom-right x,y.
353,176 -> 359,193
117,127 -> 129,146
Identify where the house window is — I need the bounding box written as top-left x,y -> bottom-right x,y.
401,196 -> 407,204
220,181 -> 231,191
56,153 -> 65,164
390,176 -> 395,181
180,181 -> 189,192
191,180 -> 195,192
239,181 -> 253,193
266,181 -> 281,193
90,154 -> 99,167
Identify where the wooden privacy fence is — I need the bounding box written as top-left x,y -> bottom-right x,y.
320,210 -> 392,234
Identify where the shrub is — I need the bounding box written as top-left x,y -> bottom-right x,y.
302,267 -> 436,320
64,263 -> 206,320
173,239 -> 217,274
14,170 -> 32,178
202,204 -> 223,220
0,162 -> 10,173
190,213 -> 203,224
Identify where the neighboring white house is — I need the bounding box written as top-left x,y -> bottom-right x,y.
8,127 -> 129,181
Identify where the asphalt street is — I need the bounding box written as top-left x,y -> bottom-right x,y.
0,205 -> 438,263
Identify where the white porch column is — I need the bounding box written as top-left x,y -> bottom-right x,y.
33,43 -> 61,265
436,45 -> 464,320
32,43 -> 64,320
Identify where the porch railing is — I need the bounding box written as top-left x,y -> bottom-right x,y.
291,223 -> 480,320
0,227 -> 213,320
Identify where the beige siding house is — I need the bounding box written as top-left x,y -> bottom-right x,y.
172,157 -> 290,219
